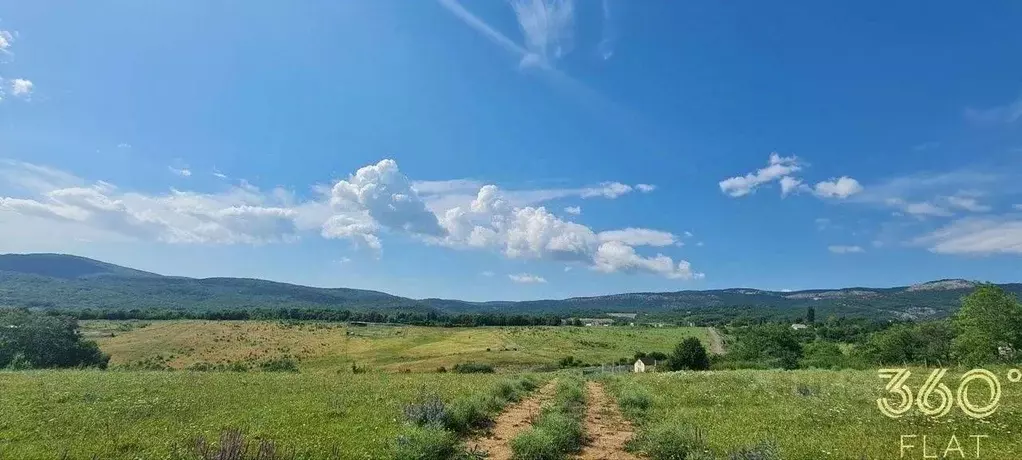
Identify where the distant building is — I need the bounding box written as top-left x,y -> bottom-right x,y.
791,323 -> 808,330
633,357 -> 657,373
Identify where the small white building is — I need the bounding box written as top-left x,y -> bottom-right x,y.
633,358 -> 656,373
791,323 -> 808,330
633,359 -> 646,373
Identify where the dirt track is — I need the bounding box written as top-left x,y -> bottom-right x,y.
465,380 -> 557,460
575,381 -> 640,459
707,326 -> 726,355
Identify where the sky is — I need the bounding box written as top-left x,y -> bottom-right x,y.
0,1 -> 1021,301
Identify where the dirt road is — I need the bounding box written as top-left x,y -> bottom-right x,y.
465,380 -> 557,460
575,381 -> 640,460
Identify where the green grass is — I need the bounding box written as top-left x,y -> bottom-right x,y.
605,368 -> 1022,459
82,320 -> 708,373
0,370 -> 510,459
510,377 -> 586,460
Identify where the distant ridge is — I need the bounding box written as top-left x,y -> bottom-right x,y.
1,253 -> 1019,321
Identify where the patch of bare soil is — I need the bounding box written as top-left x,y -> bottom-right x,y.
576,381 -> 640,460
465,380 -> 558,460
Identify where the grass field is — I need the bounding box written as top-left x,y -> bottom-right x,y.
0,370 -> 525,459
82,320 -> 708,372
605,368 -> 1022,459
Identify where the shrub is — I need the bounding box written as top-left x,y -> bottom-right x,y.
728,442 -> 780,460
617,386 -> 653,419
404,393 -> 447,428
0,309 -> 110,369
510,428 -> 560,460
259,357 -> 299,373
393,425 -> 462,460
452,362 -> 495,374
189,428 -> 295,460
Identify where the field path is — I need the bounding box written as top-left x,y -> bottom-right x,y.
466,379 -> 558,460
575,381 -> 640,460
706,327 -> 726,355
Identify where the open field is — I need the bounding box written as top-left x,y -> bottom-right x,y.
605,368 -> 1022,459
82,320 -> 709,372
0,370 -> 526,459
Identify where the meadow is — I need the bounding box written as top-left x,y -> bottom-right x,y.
0,370 -> 523,459
605,368 -> 1022,460
82,320 -> 708,373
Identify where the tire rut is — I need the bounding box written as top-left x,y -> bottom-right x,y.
465,379 -> 558,460
575,381 -> 640,460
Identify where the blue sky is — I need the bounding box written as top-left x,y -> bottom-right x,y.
0,0 -> 1020,301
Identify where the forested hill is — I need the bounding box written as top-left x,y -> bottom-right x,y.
1,253 -> 1019,321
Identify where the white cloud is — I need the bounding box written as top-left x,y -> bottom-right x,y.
779,176 -> 804,197
580,181 -> 632,199
812,177 -> 863,199
0,30 -> 12,52
719,153 -> 802,197
212,168 -> 228,179
1015,204 -> 1022,211
683,231 -> 693,238
598,228 -> 676,247
0,163 -> 299,246
117,143 -> 132,150
914,218 -> 1022,255
597,0 -> 615,60
945,195 -> 991,213
564,206 -> 581,215
593,241 -> 703,279
814,218 -> 831,230
329,159 -> 446,238
412,179 -> 484,195
509,273 -> 547,284
10,78 -> 32,97
828,245 -> 864,254
965,94 -> 1022,124
510,0 -> 575,67
635,183 -> 656,193
168,166 -> 192,177
480,270 -> 495,277
321,213 -> 382,252
885,198 -> 952,218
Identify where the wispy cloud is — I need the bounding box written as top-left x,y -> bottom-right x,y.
965,93 -> 1022,125
168,166 -> 192,177
480,270 -> 495,277
212,168 -> 228,180
597,0 -> 616,60
511,0 -> 575,67
509,272 -> 547,283
828,245 -> 864,254
914,218 -> 1022,255
564,205 -> 581,215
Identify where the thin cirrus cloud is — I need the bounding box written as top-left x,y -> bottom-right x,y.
913,218 -> 1022,255
168,166 -> 192,177
0,158 -> 701,281
964,93 -> 1022,125
508,273 -> 547,284
828,245 -> 864,254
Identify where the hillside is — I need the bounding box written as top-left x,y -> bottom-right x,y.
1,253 -> 1019,320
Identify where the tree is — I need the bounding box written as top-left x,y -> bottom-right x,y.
806,307 -> 815,324
668,337 -> 710,371
952,285 -> 1022,365
0,309 -> 110,369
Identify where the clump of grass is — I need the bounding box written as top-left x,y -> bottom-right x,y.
634,421 -> 711,460
258,357 -> 298,373
510,377 -> 586,460
616,385 -> 653,419
396,375 -> 545,458
392,424 -> 463,460
189,428 -> 296,460
728,441 -> 780,460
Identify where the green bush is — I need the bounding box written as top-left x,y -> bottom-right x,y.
452,362 -> 495,374
259,357 -> 299,372
510,428 -> 561,460
0,309 -> 109,369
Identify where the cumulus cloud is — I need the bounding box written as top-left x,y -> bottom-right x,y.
0,30 -> 12,53
509,272 -> 547,284
10,78 -> 32,97
598,228 -> 676,247
779,176 -> 804,197
329,159 -> 446,237
828,245 -> 864,254
914,218 -> 1022,255
592,241 -> 702,279
812,177 -> 863,199
719,153 -> 802,197
635,183 -> 656,193
436,182 -> 700,279
564,206 -> 581,215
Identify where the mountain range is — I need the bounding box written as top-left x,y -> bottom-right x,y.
1,253 -> 1019,321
